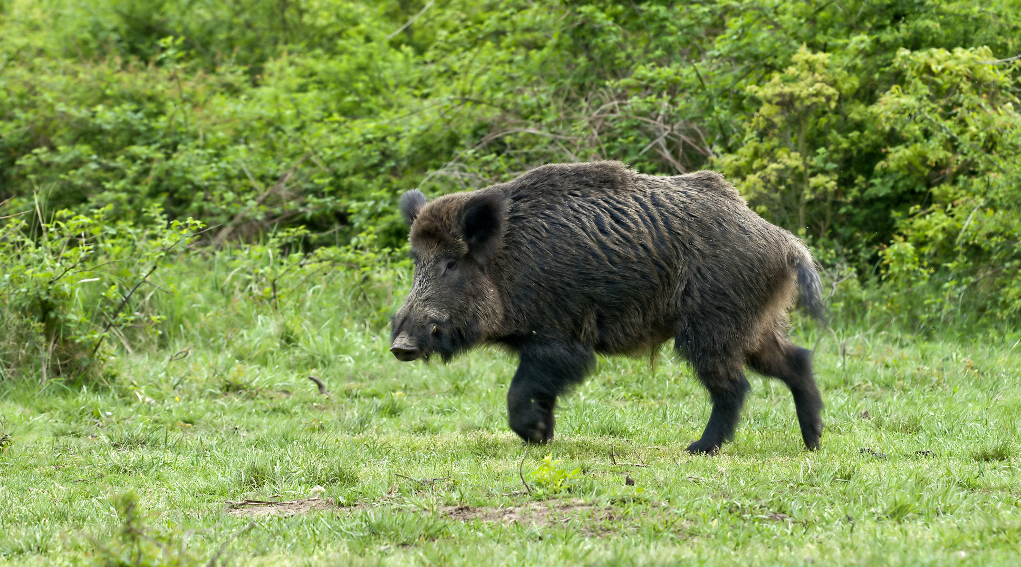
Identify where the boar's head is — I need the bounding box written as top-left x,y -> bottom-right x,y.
390,189 -> 506,363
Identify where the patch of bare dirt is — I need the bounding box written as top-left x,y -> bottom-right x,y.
224,497 -> 622,527
226,497 -> 340,518
441,499 -> 616,528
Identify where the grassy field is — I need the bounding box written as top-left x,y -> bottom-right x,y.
1,264 -> 1021,566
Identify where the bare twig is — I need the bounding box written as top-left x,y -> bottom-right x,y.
486,127 -> 580,142
307,375 -> 333,400
519,442 -> 533,495
386,0 -> 435,40
89,268 -> 157,359
225,497 -> 318,507
918,112 -> 1008,175
589,125 -> 608,160
610,445 -> 651,467
654,146 -> 687,174
0,210 -> 29,221
417,127 -> 580,190
981,53 -> 1021,64
395,473 -> 451,487
85,232 -> 193,365
47,258 -> 116,287
955,200 -> 984,245
959,265 -> 1008,293
554,140 -> 581,163
585,111 -> 714,159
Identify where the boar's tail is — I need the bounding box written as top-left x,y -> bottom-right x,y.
793,249 -> 827,324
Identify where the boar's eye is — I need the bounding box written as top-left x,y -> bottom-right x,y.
444,260 -> 457,274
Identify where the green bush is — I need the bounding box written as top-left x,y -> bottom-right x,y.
0,205 -> 201,381
876,47 -> 1021,324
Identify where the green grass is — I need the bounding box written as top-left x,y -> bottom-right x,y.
2,265 -> 1021,565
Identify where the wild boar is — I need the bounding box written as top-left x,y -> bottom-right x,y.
390,161 -> 825,454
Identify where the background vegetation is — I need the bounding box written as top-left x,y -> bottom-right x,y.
1,1 -> 1020,564
2,0 -> 1020,373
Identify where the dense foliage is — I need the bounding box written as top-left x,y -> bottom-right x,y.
1,0 -> 1019,379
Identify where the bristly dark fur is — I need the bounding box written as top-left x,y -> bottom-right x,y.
390,161 -> 826,454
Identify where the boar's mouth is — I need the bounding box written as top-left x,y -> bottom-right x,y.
390,316 -> 468,363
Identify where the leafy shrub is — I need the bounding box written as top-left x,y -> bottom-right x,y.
876,47 -> 1021,324
0,205 -> 201,381
718,46 -> 858,234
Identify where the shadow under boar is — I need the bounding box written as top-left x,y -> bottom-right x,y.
390,161 -> 825,454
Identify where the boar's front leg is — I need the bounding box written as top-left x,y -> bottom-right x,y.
507,342 -> 595,444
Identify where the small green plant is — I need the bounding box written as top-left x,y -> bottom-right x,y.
529,452 -> 581,497
885,494 -> 917,523
89,492 -> 202,567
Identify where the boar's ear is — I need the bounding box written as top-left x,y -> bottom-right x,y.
460,192 -> 506,266
399,190 -> 427,227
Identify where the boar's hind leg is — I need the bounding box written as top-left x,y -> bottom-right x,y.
746,336 -> 823,451
507,342 -> 595,444
685,356 -> 751,455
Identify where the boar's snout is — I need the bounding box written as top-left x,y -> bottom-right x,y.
390,332 -> 421,361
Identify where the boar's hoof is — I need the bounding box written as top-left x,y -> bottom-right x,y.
528,431 -> 553,445
685,439 -> 720,456
802,424 -> 822,451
